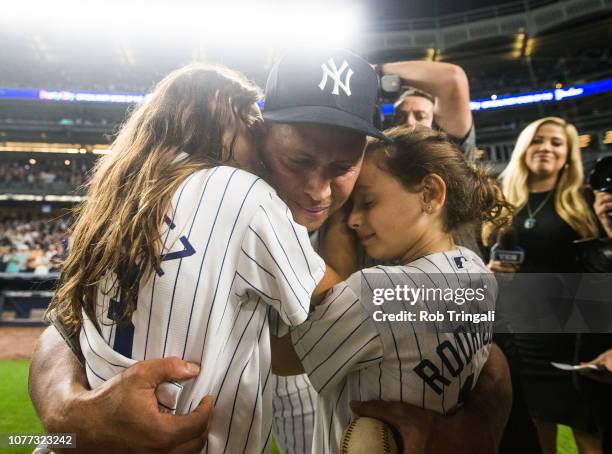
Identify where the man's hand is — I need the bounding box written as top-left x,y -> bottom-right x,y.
487,260 -> 519,274
29,327 -> 213,453
350,344 -> 511,454
321,206 -> 359,280
350,400 -> 436,453
310,206 -> 358,306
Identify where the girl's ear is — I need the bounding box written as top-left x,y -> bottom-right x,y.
420,173 -> 446,214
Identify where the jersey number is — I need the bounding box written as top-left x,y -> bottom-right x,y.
156,216 -> 196,276
110,216 -> 196,356
108,296 -> 135,357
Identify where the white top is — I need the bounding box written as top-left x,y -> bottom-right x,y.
79,165 -> 325,454
290,247 -> 497,454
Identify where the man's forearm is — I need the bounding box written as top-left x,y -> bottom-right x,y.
456,343 -> 512,448
424,344 -> 511,453
29,326 -> 90,434
29,327 -> 213,453
381,61 -> 463,96
381,60 -> 472,138
321,209 -> 359,280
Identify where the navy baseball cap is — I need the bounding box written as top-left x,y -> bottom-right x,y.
263,48 -> 388,141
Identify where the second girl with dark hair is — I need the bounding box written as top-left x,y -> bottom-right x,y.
272,125 -> 512,453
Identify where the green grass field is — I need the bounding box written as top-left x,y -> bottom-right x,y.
1,360 -> 577,454
0,360 -> 43,453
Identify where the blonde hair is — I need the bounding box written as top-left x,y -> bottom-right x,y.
482,117 -> 598,245
48,63 -> 262,334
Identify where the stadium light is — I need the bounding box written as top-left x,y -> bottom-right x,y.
0,142 -> 108,154
2,0 -> 362,49
524,38 -> 534,57
512,31 -> 526,58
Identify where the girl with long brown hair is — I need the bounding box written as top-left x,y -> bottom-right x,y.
48,63 -> 330,453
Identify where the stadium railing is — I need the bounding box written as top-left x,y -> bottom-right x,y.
0,273 -> 58,326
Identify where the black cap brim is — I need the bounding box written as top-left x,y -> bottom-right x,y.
263,106 -> 391,142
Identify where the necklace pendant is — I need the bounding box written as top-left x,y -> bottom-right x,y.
524,217 -> 536,229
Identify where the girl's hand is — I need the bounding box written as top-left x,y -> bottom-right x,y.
593,191 -> 612,237
321,207 -> 358,280
487,260 -> 519,274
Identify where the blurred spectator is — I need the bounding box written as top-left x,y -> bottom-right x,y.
0,216 -> 69,273
1,247 -> 26,273
0,157 -> 91,193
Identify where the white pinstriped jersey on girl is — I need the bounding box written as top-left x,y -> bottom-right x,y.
79,165 -> 325,454
290,247 -> 497,454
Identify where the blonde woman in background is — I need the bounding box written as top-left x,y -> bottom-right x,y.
483,117 -> 609,454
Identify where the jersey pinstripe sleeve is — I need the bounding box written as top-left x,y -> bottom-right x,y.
290,272 -> 384,394
237,192 -> 326,327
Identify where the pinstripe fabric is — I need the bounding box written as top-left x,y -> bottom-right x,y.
270,229 -> 323,454
79,165 -> 325,454
291,247 -> 496,454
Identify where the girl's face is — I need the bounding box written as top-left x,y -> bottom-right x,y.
348,155 -> 431,262
524,123 -> 568,179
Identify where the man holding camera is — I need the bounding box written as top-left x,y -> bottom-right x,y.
378,60 -> 475,159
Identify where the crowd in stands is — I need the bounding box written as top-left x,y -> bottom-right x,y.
0,158 -> 91,193
0,116 -> 114,129
468,47 -> 611,98
1,61 -> 171,94
0,216 -> 69,274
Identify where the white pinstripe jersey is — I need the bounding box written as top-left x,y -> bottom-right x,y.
79,165 -> 325,454
271,374 -> 317,454
269,229 -> 325,454
290,247 -> 497,454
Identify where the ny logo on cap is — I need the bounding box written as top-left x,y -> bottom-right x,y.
318,58 -> 353,96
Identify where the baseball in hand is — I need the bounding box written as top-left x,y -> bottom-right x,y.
341,417 -> 399,454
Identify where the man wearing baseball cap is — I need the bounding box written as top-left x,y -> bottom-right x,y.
259,49 -> 386,454
29,48 -> 510,453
